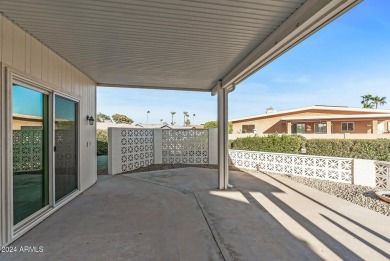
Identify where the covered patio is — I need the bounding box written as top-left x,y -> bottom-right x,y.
0,0 -> 374,254
2,168 -> 389,260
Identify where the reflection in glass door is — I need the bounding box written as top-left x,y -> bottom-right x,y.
55,96 -> 78,202
12,84 -> 49,225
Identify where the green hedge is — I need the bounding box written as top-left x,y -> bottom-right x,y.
97,130 -> 108,155
230,134 -> 305,154
306,139 -> 390,161
230,135 -> 390,161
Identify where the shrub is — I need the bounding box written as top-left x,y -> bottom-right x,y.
306,139 -> 390,161
97,130 -> 108,155
230,134 -> 305,154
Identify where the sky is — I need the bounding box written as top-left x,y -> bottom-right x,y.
13,85 -> 43,116
97,0 -> 390,125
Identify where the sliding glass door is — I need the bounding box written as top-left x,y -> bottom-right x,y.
12,84 -> 79,225
55,96 -> 78,202
12,84 -> 49,225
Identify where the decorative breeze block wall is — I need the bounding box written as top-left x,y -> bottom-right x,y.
109,128 -> 154,174
229,150 -> 353,183
162,129 -> 209,164
108,128 -> 213,175
375,161 -> 389,189
13,130 -> 43,173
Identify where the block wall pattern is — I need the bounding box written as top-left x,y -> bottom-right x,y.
119,129 -> 154,173
229,150 -> 353,183
375,161 -> 389,189
162,129 -> 209,164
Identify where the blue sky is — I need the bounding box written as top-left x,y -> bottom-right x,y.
13,85 -> 43,116
97,0 -> 390,125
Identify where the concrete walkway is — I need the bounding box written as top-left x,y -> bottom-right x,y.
1,168 -> 389,261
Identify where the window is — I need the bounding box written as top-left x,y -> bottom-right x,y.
341,122 -> 354,131
292,123 -> 305,134
315,123 -> 327,133
242,125 -> 255,133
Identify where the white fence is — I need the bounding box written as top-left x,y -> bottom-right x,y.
229,150 -> 353,183
108,129 -> 155,174
108,128 -> 388,188
161,129 -> 209,164
375,161 -> 390,189
108,128 -> 218,175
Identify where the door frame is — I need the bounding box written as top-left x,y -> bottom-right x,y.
7,70 -> 54,235
3,67 -> 81,244
52,93 -> 80,207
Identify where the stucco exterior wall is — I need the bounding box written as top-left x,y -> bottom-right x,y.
232,109 -> 390,135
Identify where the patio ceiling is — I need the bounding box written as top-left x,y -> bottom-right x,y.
0,0 -> 361,92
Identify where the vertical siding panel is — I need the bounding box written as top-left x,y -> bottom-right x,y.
25,34 -> 31,75
58,55 -> 62,89
71,67 -> 78,94
0,15 -> 2,62
30,37 -> 42,79
48,50 -> 60,87
2,17 -> 13,66
75,71 -> 82,96
12,25 -> 26,72
71,67 -> 76,94
62,61 -> 71,92
41,45 -> 49,82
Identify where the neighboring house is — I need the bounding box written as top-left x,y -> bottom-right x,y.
231,106 -> 390,137
12,113 -> 43,130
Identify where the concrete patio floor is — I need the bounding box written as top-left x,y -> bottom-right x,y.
1,167 -> 389,261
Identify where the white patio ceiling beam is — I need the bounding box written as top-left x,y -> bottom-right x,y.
219,0 -> 362,91
96,83 -> 211,92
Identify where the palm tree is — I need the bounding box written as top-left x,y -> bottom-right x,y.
361,94 -> 374,109
146,110 -> 150,123
183,111 -> 189,125
193,113 -> 196,124
160,119 -> 163,124
372,96 -> 387,109
170,112 -> 176,125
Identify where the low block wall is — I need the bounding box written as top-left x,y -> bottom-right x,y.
108,128 -> 386,188
229,150 -> 387,188
109,128 -> 218,175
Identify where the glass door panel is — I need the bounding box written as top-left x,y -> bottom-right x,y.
12,84 -> 49,225
55,96 -> 78,202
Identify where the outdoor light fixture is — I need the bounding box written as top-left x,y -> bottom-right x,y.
87,115 -> 95,125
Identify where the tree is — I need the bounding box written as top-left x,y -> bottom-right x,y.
96,112 -> 112,123
112,114 -> 133,124
170,112 -> 176,125
361,94 -> 387,109
183,111 -> 189,125
361,94 -> 374,108
203,120 -> 233,134
203,121 -> 218,129
372,96 -> 387,109
185,119 -> 191,126
146,110 -> 150,124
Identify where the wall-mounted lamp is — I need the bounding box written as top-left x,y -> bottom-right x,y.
86,115 -> 95,125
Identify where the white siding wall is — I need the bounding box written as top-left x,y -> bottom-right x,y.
0,15 -> 97,246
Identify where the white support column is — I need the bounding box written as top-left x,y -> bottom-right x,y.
154,129 -> 163,164
218,87 -> 229,189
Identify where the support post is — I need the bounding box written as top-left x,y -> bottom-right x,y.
326,120 -> 332,134
287,121 -> 292,134
372,120 -> 378,134
218,87 -> 229,189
